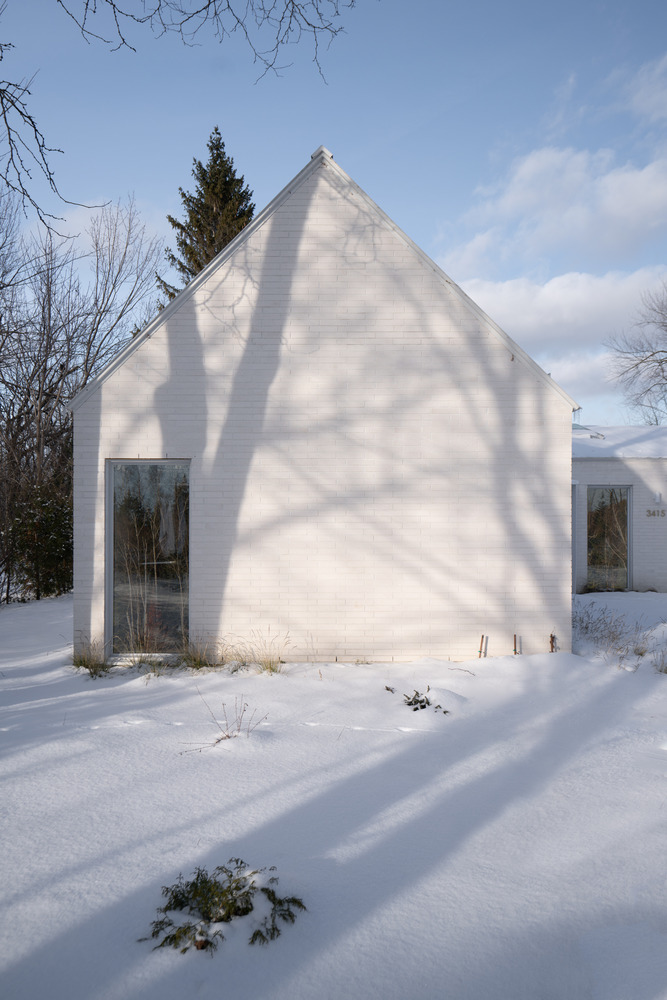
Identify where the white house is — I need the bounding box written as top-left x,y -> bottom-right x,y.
70,146 -> 577,661
573,425 -> 667,593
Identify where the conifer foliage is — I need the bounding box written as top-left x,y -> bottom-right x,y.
158,128 -> 254,301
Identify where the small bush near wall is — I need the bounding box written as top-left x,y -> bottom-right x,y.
227,629 -> 291,673
72,639 -> 110,678
180,636 -> 226,670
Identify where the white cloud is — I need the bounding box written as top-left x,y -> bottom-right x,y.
544,350 -> 630,424
543,73 -> 585,138
458,267 -> 667,423
625,53 -> 667,124
442,148 -> 667,280
433,53 -> 667,423
460,267 -> 667,354
472,147 -> 614,223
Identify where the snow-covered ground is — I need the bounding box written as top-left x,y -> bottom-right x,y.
2,594 -> 667,1000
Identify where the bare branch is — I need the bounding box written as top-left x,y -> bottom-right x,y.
0,0 -> 354,229
56,0 -> 355,73
0,67 -> 64,224
607,281 -> 667,424
0,3 -> 106,230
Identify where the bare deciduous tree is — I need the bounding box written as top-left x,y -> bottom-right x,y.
608,282 -> 667,424
0,0 -> 355,222
0,197 -> 164,600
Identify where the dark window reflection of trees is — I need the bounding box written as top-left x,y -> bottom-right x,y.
587,487 -> 628,591
113,463 -> 189,652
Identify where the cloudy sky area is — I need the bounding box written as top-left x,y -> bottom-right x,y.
4,0 -> 667,423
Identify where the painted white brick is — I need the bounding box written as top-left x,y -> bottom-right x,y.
72,152 -> 575,660
573,456 -> 667,592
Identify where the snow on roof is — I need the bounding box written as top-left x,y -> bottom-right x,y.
573,425 -> 667,458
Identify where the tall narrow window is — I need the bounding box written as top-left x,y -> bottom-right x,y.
111,462 -> 189,653
587,486 -> 629,591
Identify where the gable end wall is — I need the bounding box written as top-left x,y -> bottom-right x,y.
73,163 -> 573,660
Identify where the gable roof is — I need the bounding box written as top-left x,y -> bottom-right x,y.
69,146 -> 578,413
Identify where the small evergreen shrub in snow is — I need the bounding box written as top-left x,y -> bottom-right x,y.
142,859 -> 306,954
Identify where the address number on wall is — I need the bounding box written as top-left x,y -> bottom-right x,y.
646,509 -> 666,517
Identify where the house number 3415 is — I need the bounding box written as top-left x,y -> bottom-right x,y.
646,509 -> 666,517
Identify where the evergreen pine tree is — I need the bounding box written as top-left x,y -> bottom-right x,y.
157,127 -> 255,301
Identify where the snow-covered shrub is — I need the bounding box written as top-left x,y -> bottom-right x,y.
142,859 -> 306,954
404,688 -> 448,713
130,654 -> 173,676
123,644 -> 221,676
572,599 -> 662,671
572,601 -> 631,652
652,650 -> 667,674
571,601 -> 648,660
385,685 -> 449,714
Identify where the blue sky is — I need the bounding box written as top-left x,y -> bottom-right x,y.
5,0 -> 667,422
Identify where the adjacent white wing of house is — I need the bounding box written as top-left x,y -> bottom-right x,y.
70,146 -> 577,661
573,425 -> 667,593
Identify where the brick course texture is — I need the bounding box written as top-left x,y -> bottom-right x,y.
573,457 -> 667,593
71,148 -> 575,661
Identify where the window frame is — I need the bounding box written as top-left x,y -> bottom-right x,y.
105,459 -> 191,655
586,484 -> 632,592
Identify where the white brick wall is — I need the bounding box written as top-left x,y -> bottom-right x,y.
573,457 -> 667,592
72,155 -> 574,660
